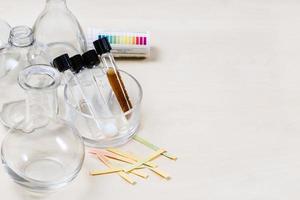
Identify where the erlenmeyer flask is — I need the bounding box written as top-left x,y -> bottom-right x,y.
33,0 -> 87,60
1,64 -> 85,192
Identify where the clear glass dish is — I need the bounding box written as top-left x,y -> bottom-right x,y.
64,70 -> 143,148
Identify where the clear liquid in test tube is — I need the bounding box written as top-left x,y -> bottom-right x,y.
53,54 -> 118,138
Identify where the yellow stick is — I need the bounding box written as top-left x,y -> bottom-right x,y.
95,153 -> 148,179
90,168 -> 149,179
90,168 -> 122,175
133,135 -> 177,160
148,167 -> 170,180
130,170 -> 149,179
124,149 -> 166,173
90,149 -> 134,164
106,149 -> 170,179
96,153 -> 136,185
107,148 -> 157,168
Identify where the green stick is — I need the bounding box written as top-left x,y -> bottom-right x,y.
133,135 -> 177,160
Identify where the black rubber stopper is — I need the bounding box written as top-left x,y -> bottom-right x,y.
70,54 -> 85,73
53,54 -> 71,72
93,37 -> 112,55
82,50 -> 100,68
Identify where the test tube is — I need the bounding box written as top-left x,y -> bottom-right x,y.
53,54 -> 116,138
82,50 -> 112,117
53,54 -> 94,113
82,50 -> 111,108
93,37 -> 133,113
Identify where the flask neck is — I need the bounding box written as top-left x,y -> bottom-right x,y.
46,0 -> 67,9
18,65 -> 61,131
9,26 -> 34,47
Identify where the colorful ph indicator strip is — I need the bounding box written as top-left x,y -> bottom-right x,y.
86,28 -> 150,57
98,34 -> 148,46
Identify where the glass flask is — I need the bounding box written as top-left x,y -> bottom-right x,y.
0,25 -> 49,81
0,19 -> 11,78
1,64 -> 85,192
0,26 -> 50,124
33,0 -> 87,60
0,18 -> 11,51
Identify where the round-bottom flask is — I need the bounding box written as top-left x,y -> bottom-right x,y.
1,65 -> 85,192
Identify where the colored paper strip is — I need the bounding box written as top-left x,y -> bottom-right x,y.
148,167 -> 170,180
139,37 -> 143,45
133,135 -> 177,160
89,149 -> 135,164
92,151 -> 148,179
124,149 -> 166,173
96,153 -> 136,184
107,148 -> 157,168
90,168 -> 122,175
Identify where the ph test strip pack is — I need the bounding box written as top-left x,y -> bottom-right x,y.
87,28 -> 150,58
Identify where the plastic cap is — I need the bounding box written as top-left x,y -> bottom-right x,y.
82,50 -> 100,68
53,54 -> 71,72
93,37 -> 112,55
70,54 -> 85,73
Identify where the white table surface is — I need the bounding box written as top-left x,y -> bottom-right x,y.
1,0 -> 300,199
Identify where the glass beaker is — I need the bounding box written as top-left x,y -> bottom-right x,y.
1,64 -> 85,192
64,69 -> 142,148
33,0 -> 87,60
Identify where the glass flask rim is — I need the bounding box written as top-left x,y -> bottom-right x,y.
64,69 -> 143,120
9,25 -> 34,47
1,118 -> 85,187
18,64 -> 61,91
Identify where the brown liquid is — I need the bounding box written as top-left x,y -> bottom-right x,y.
106,67 -> 132,113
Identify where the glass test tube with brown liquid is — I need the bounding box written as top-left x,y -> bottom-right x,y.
93,37 -> 132,113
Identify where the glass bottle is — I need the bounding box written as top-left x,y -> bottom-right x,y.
0,19 -> 11,78
1,64 -> 85,192
0,18 -> 11,51
0,25 -> 49,81
33,0 -> 87,60
0,26 -> 50,125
